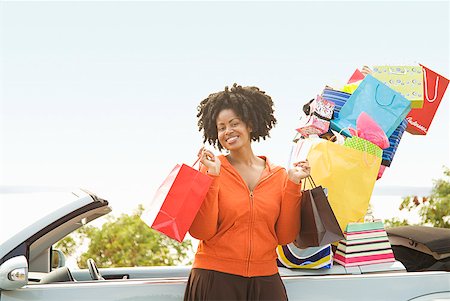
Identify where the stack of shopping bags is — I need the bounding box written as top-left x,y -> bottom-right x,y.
281,63 -> 449,270
334,220 -> 395,267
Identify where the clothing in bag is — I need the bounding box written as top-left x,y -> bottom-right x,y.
276,244 -> 333,269
372,65 -> 424,108
295,176 -> 343,248
304,138 -> 382,231
406,64 -> 450,135
321,88 -> 352,119
330,74 -> 411,137
334,220 -> 395,267
381,118 -> 407,167
142,159 -> 212,242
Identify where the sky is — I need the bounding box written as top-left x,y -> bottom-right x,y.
1,1 -> 449,225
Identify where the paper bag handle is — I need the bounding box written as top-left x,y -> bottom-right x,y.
423,68 -> 439,103
192,157 -> 201,167
303,176 -> 317,190
375,84 -> 395,106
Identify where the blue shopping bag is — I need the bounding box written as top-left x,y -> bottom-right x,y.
330,75 -> 411,137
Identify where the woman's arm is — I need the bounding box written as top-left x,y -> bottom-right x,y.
276,160 -> 310,244
189,171 -> 220,240
275,177 -> 302,245
189,148 -> 221,240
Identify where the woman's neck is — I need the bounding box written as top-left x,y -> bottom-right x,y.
227,147 -> 260,167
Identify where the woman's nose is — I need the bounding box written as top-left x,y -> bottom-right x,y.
225,127 -> 234,135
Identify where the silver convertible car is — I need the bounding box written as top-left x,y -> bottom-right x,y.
1,189 -> 449,300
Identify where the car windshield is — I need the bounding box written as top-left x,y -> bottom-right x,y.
0,190 -> 82,246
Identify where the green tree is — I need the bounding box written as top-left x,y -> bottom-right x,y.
73,205 -> 193,268
54,235 -> 77,257
384,167 -> 450,228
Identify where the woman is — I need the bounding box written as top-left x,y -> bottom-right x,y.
184,84 -> 310,300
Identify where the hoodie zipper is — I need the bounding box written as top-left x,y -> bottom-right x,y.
244,170 -> 281,276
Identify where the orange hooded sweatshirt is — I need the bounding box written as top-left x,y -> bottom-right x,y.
189,155 -> 302,277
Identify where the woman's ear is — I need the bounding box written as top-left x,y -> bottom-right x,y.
247,122 -> 253,133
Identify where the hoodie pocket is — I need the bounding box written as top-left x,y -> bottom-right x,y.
206,221 -> 249,260
251,221 -> 278,260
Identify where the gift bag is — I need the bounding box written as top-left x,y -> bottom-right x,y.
406,64 -> 450,135
277,244 -> 333,269
382,118 -> 407,167
372,65 -> 424,108
296,115 -> 330,137
304,138 -> 382,231
348,68 -> 365,84
334,220 -> 395,267
295,176 -> 344,248
302,95 -> 335,120
321,88 -> 352,119
348,112 -> 390,150
344,136 -> 382,158
142,159 -> 213,242
330,74 -> 411,137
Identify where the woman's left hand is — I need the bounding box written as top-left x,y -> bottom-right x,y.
288,160 -> 311,184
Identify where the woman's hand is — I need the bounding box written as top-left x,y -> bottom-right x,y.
198,147 -> 221,176
288,160 -> 311,184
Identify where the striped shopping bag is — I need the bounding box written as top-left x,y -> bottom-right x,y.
321,88 -> 352,119
334,220 -> 395,267
277,244 -> 333,269
382,119 -> 407,167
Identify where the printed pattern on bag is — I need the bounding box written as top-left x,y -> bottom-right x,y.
276,244 -> 333,269
296,115 -> 330,137
344,137 -> 382,158
372,65 -> 424,108
321,89 -> 352,119
314,95 -> 335,120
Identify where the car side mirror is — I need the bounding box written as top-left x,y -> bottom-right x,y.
52,249 -> 66,269
0,256 -> 28,291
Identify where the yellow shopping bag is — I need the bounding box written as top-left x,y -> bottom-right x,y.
304,139 -> 381,231
372,65 -> 424,108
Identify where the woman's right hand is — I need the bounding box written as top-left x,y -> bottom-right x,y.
198,147 -> 221,176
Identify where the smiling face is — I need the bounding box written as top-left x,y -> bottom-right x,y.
216,108 -> 252,151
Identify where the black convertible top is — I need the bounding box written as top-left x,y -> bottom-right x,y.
387,226 -> 450,255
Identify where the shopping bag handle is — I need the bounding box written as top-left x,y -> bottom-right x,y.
303,176 -> 317,190
375,84 -> 395,106
192,157 -> 201,167
360,139 -> 380,168
423,68 -> 439,103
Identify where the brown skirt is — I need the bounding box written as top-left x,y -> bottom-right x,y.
183,268 -> 288,301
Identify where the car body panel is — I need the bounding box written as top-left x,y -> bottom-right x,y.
2,272 -> 449,301
1,189 -> 449,300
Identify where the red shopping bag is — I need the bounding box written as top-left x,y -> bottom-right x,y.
348,68 -> 365,84
143,159 -> 212,242
406,64 -> 449,135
